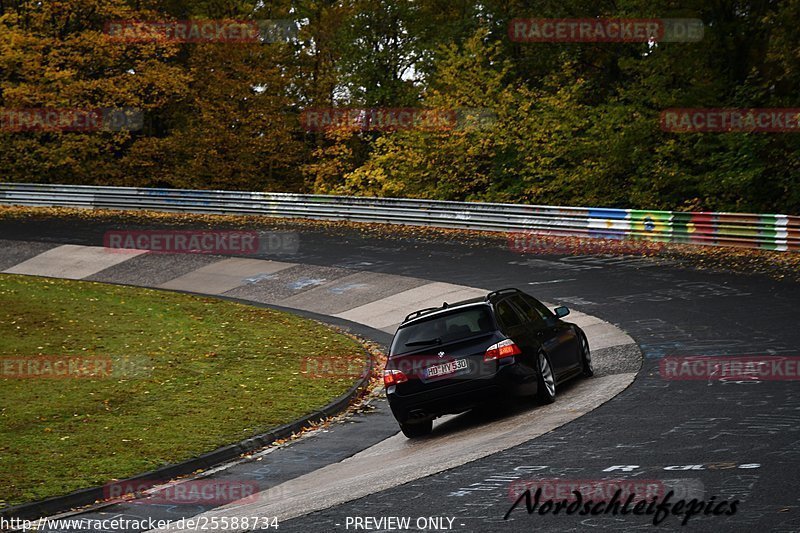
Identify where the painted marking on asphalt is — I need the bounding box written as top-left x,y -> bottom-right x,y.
288,278 -> 327,290
559,255 -> 679,268
509,258 -> 601,271
245,273 -> 278,284
527,279 -> 577,285
280,271 -> 426,316
607,281 -> 751,304
555,296 -> 598,306
329,283 -> 369,294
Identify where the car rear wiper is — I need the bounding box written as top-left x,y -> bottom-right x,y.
405,338 -> 441,346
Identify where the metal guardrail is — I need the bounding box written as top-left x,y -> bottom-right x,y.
0,182 -> 798,251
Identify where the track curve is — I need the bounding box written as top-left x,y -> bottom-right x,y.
1,215 -> 798,533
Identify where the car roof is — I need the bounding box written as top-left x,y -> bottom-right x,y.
400,288 -> 524,326
400,298 -> 490,326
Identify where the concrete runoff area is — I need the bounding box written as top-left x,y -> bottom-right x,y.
222,264 -> 356,303
0,239 -> 60,271
563,310 -> 606,329
159,257 -> 295,294
3,244 -> 146,279
86,253 -> 225,287
279,271 -> 427,315
335,282 -> 487,329
581,321 -> 639,351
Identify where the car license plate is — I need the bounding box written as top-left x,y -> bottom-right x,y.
425,358 -> 468,378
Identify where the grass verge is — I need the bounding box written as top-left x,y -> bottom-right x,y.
0,274 -> 368,507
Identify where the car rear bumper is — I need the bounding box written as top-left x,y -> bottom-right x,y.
387,362 -> 537,423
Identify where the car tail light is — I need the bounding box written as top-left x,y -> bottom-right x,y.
384,369 -> 409,387
484,339 -> 522,362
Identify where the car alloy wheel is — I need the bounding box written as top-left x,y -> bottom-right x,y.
581,332 -> 594,377
536,351 -> 556,404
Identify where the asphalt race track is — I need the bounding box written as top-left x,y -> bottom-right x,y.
1,216 -> 799,533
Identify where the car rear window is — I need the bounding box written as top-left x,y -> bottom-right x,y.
391,306 -> 495,355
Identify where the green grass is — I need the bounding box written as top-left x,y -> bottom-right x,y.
0,274 -> 367,507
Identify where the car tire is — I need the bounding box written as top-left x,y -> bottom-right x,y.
400,419 -> 433,438
579,330 -> 594,377
536,351 -> 556,404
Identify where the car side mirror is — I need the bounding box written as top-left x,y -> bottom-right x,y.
554,306 -> 570,318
